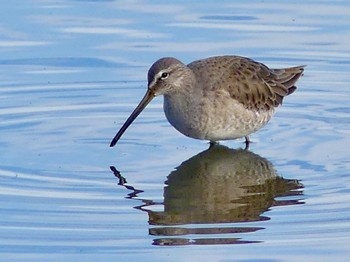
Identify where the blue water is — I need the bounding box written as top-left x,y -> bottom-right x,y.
1,0 -> 349,261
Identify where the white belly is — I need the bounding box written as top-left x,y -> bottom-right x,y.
163,92 -> 274,141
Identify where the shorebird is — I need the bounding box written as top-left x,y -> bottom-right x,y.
110,56 -> 304,147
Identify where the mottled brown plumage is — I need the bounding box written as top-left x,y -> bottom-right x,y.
110,56 -> 305,147
188,56 -> 304,111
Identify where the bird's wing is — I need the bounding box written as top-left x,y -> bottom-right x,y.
188,56 -> 304,111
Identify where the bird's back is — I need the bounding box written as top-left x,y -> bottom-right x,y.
188,56 -> 304,111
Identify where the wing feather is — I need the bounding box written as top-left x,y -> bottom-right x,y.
188,56 -> 304,111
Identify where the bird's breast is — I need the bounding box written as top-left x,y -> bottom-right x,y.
163,92 -> 206,139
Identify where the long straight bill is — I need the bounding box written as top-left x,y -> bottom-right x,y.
110,89 -> 154,147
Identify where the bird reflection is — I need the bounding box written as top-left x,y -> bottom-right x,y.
111,145 -> 304,246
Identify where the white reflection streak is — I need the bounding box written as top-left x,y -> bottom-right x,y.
169,22 -> 316,32
276,50 -> 350,59
0,104 -> 115,116
0,169 -> 109,188
30,15 -> 131,26
0,103 -> 162,116
99,41 -> 240,52
0,41 -> 50,47
113,0 -> 184,14
61,27 -> 168,38
0,171 -> 115,201
0,187 -> 112,200
24,69 -> 84,75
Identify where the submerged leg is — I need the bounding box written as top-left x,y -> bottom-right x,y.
209,140 -> 218,149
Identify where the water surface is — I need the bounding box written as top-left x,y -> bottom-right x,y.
0,0 -> 349,261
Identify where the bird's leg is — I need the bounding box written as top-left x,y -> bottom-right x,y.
209,140 -> 218,149
244,136 -> 250,150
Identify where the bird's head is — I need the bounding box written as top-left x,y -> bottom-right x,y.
147,57 -> 189,96
110,57 -> 190,147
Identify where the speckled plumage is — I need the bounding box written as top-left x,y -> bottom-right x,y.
110,56 -> 304,147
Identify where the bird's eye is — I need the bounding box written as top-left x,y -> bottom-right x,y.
160,72 -> 169,79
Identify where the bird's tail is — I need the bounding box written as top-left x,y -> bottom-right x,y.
272,65 -> 305,95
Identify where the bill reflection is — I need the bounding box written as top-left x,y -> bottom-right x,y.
111,145 -> 304,246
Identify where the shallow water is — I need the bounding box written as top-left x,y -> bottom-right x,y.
1,0 -> 349,261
